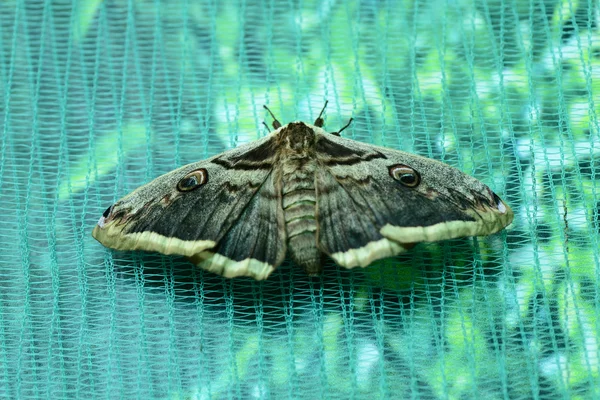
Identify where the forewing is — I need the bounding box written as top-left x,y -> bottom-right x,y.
314,132 -> 513,268
92,135 -> 285,278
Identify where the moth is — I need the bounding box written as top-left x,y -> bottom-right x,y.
93,104 -> 513,280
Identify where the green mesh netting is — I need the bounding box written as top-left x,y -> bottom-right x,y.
1,0 -> 599,398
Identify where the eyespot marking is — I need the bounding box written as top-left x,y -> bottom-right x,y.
177,168 -> 208,192
389,164 -> 421,188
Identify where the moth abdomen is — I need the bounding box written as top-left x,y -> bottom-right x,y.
288,233 -> 322,276
282,188 -> 318,241
284,202 -> 316,224
280,158 -> 323,274
284,205 -> 322,274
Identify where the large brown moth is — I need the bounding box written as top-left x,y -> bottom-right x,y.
93,103 -> 513,280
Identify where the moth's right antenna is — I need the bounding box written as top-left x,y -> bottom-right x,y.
314,100 -> 328,127
332,118 -> 353,137
263,105 -> 282,130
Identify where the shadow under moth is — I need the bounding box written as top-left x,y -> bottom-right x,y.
93,104 -> 513,280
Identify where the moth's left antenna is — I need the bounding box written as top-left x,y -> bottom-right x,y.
263,105 -> 282,130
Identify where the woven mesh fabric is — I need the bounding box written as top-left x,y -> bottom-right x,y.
1,0 -> 599,398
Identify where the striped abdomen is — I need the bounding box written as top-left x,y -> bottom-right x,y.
281,161 -> 322,275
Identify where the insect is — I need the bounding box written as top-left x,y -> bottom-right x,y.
93,103 -> 513,280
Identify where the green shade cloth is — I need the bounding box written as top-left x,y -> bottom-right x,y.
1,0 -> 599,398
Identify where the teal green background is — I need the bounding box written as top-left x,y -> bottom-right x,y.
1,0 -> 599,398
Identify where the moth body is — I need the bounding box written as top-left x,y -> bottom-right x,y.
93,111 -> 514,280
278,123 -> 322,275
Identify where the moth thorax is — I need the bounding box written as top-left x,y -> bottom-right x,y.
281,161 -> 322,275
278,122 -> 316,153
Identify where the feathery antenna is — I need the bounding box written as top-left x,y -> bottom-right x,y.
263,105 -> 282,129
332,118 -> 353,137
314,100 -> 328,127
